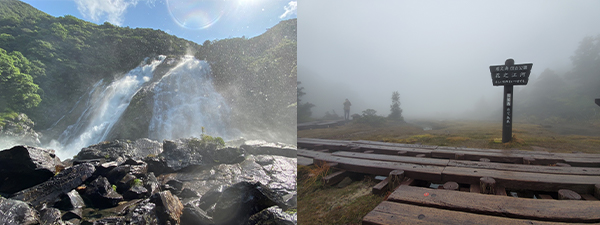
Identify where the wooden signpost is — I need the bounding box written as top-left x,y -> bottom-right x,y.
489,59 -> 533,143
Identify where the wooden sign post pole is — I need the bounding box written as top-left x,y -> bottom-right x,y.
489,59 -> 532,143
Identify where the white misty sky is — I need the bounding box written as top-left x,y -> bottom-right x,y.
298,0 -> 600,119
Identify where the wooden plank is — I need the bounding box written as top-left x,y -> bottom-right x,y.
322,170 -> 348,186
297,156 -> 313,166
447,160 -> 600,176
298,149 -> 331,159
352,144 -> 433,156
363,201 -> 566,225
469,183 -> 481,193
386,185 -> 600,223
332,151 -> 449,166
437,146 -> 553,156
581,194 -> 599,201
313,155 -> 444,182
372,177 -> 390,194
442,167 -> 600,193
495,185 -> 507,196
352,140 -> 438,149
538,194 -> 553,199
433,149 -> 566,165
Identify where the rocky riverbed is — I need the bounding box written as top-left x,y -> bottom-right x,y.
0,138 -> 297,225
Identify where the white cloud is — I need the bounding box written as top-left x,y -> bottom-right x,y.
73,0 -> 143,26
280,1 -> 297,19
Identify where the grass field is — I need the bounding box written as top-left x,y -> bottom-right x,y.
297,119 -> 600,224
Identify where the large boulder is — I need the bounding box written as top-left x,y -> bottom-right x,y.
75,138 -> 162,161
151,190 -> 184,224
0,145 -> 63,193
248,206 -> 297,225
10,163 -> 95,208
55,189 -> 86,220
212,181 -> 287,225
84,176 -> 124,208
0,196 -> 40,225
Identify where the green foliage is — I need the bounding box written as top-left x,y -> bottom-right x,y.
322,110 -> 342,120
131,178 -> 142,187
111,184 -> 117,191
0,48 -> 42,112
188,133 -> 226,151
355,109 -> 386,126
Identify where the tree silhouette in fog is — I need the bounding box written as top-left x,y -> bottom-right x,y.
297,81 -> 315,123
388,91 -> 404,121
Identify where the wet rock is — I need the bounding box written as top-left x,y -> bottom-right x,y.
122,159 -> 148,177
106,165 -> 131,184
82,216 -> 126,225
0,145 -> 63,193
210,147 -> 246,165
11,163 -> 95,208
178,188 -> 199,198
117,174 -> 136,193
0,196 -> 40,225
40,207 -> 62,225
144,172 -> 161,196
73,158 -> 106,167
55,190 -> 85,220
163,179 -> 184,195
159,139 -> 205,172
127,199 -> 159,225
0,113 -> 41,146
181,203 -> 214,225
150,190 -> 184,224
212,181 -> 286,225
76,139 -> 162,161
94,161 -> 119,178
84,176 -> 123,208
248,206 -> 297,225
123,185 -> 148,200
198,189 -> 222,211
241,144 -> 297,158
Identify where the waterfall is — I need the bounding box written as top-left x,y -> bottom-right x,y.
56,56 -> 166,157
52,55 -> 236,159
148,56 -> 236,141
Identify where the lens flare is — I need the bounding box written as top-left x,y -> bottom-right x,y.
167,0 -> 234,30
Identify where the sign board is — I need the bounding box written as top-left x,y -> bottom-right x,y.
489,63 -> 533,86
490,59 -> 532,143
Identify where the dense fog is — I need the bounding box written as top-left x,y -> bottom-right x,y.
298,0 -> 600,122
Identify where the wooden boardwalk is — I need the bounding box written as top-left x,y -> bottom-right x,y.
298,138 -> 600,224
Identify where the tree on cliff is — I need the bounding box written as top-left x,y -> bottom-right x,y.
388,91 -> 404,121
297,81 -> 315,123
0,48 -> 42,113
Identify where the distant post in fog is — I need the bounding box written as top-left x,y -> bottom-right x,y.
489,59 -> 533,143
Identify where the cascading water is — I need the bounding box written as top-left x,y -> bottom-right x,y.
56,56 -> 166,157
148,56 -> 236,141
51,55 -> 236,159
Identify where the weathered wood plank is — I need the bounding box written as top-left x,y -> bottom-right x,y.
363,201 -> 566,225
297,149 -> 331,159
372,177 -> 390,195
433,149 -> 566,165
447,160 -> 600,176
297,156 -> 313,166
351,144 -> 433,156
332,151 -> 449,166
322,170 -> 348,186
312,155 -> 444,182
442,167 -> 600,193
386,185 -> 600,223
352,140 -> 438,149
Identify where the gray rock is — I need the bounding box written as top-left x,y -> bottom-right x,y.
0,113 -> 41,146
213,181 -> 286,225
11,163 -> 95,209
181,203 -> 214,225
84,176 -> 123,208
143,172 -> 161,196
248,206 -> 297,225
150,190 -> 184,225
127,199 -> 159,225
0,145 -> 63,193
75,139 -> 162,161
123,185 -> 148,200
0,196 -> 40,225
55,190 -> 85,220
40,207 -> 62,225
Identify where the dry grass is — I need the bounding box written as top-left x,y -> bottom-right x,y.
298,120 -> 600,154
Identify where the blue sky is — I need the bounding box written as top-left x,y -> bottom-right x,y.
21,0 -> 297,44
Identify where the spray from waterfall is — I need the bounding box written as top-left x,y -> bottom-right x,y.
49,55 -> 237,159
54,56 -> 166,158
